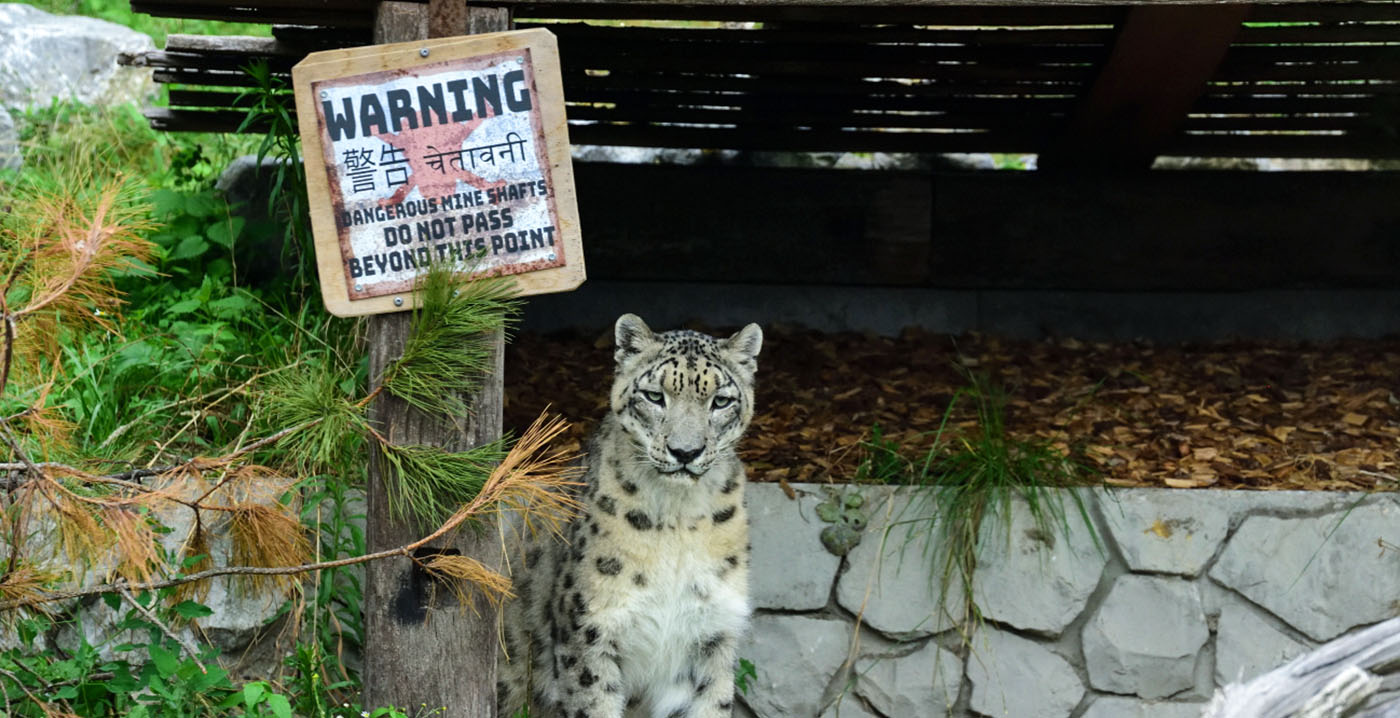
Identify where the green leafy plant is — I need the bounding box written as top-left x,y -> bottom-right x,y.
238,60 -> 316,297
0,593 -> 299,717
734,657 -> 757,695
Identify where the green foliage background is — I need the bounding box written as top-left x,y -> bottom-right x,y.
0,6 -> 402,717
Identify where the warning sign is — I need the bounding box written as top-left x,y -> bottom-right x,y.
293,29 -> 584,317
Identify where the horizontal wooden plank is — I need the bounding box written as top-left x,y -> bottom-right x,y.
1166,132 -> 1400,158
129,0 -> 1400,25
569,123 -> 1049,152
565,68 -> 1088,95
167,88 -> 262,108
1181,116 -> 1389,132
144,107 -> 270,133
140,106 -> 1400,158
1227,45 -> 1400,65
519,4 -> 1128,23
565,103 -> 1068,129
142,0 -> 369,9
1216,61 -> 1400,82
131,2 -> 372,26
164,34 -> 302,55
1195,95 -> 1397,114
153,68 -> 272,88
161,83 -> 1394,120
1235,24 -> 1400,44
270,23 -> 371,47
1205,80 -> 1400,96
569,87 -> 1080,112
561,52 -> 1099,80
123,50 -> 299,73
561,46 -> 1107,72
528,21 -> 1118,46
1250,2 -> 1400,23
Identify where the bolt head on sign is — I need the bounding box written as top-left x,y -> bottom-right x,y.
292,29 -> 585,317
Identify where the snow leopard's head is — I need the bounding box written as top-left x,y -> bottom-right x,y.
610,314 -> 762,479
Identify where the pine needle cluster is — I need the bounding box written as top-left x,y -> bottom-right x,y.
382,262 -> 520,418
378,439 -> 510,528
262,358 -> 368,473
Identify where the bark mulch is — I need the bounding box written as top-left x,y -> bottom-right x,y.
503,325 -> 1400,492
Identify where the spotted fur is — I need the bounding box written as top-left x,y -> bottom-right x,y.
499,314 -> 762,718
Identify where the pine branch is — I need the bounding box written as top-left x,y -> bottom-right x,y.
0,411 -> 582,613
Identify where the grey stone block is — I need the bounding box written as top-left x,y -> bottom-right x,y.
739,615 -> 851,718
1098,489 -> 1230,577
747,484 -> 843,610
1209,500 -> 1400,641
1210,490 -> 1393,519
820,696 -> 884,718
1214,599 -> 1313,686
855,641 -> 961,718
972,494 -> 1106,635
1083,575 -> 1209,699
966,627 -> 1083,718
836,495 -> 964,637
0,107 -> 18,171
1080,696 -> 1207,718
0,4 -> 153,109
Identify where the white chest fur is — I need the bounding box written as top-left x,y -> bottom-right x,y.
611,533 -> 749,701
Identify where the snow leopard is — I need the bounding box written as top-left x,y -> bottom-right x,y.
498,314 -> 763,718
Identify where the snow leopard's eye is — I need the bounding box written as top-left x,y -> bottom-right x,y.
711,396 -> 735,410
642,390 -> 665,406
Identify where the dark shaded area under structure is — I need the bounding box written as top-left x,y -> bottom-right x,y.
123,1 -> 1400,164
132,0 -> 1400,339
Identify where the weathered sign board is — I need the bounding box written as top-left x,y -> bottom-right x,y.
292,28 -> 584,317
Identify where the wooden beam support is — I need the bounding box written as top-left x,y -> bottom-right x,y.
361,2 -> 511,716
1040,4 -> 1249,171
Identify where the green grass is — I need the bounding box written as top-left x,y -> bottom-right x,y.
855,372 -> 1099,633
0,89 -> 370,714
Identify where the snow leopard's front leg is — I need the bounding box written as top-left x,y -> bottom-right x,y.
552,617 -> 627,718
651,632 -> 739,718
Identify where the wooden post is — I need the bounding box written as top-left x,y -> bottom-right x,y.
363,2 -> 511,715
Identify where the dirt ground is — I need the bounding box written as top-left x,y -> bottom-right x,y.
504,325 -> 1400,492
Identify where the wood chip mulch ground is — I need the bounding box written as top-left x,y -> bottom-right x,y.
504,326 -> 1400,491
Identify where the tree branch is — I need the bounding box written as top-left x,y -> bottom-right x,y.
119,588 -> 208,674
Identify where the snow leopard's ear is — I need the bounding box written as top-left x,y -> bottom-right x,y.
614,313 -> 657,365
720,323 -> 763,379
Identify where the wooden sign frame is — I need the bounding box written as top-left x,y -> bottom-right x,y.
292,28 -> 584,317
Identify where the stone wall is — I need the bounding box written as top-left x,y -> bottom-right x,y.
737,483 -> 1400,718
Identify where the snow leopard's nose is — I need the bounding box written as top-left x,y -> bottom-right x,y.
668,445 -> 704,465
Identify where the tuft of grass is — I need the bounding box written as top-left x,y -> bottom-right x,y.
856,372 -> 1098,635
